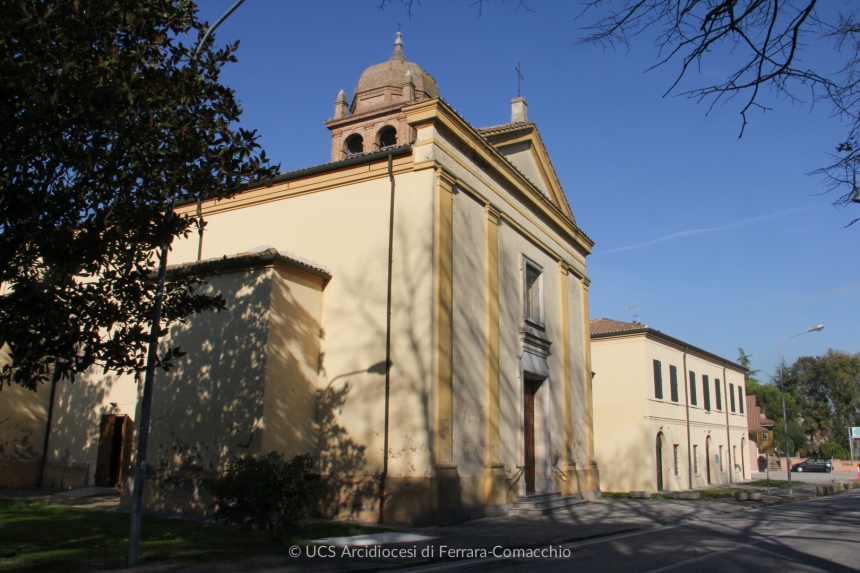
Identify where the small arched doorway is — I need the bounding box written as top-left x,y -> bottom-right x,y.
656,432 -> 665,491
705,436 -> 712,485
741,438 -> 746,478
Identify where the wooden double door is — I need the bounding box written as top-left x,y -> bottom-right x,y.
95,414 -> 134,487
524,380 -> 537,493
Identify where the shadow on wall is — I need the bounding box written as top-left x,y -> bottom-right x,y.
43,369 -> 129,489
120,265 -> 324,515
0,364 -> 51,487
315,217 -> 434,524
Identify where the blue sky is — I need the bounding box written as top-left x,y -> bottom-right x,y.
198,0 -> 857,381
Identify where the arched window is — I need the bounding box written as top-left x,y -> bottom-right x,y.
378,126 -> 397,148
345,134 -> 363,156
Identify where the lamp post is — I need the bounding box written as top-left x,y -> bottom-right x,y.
779,324 -> 824,497
126,0 -> 247,567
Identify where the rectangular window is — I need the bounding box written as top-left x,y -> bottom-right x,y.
715,379 -> 722,410
669,365 -> 679,402
673,445 -> 680,476
719,446 -> 724,471
730,383 -> 736,412
653,360 -> 663,399
739,386 -> 745,413
689,372 -> 697,405
693,445 -> 699,474
703,375 -> 711,411
524,262 -> 543,324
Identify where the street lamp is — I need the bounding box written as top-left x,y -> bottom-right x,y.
779,324 -> 824,497
125,0 -> 247,567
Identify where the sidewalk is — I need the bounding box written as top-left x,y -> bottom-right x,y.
3,481 -> 855,573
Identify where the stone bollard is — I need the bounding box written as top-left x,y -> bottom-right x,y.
629,491 -> 651,499
673,491 -> 700,500
833,483 -> 844,493
826,485 -> 836,495
748,492 -> 763,501
816,485 -> 827,496
734,492 -> 750,501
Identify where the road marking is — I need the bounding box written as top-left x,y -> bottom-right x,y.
640,523 -> 818,573
384,491 -> 860,573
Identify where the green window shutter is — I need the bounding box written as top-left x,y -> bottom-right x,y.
730,383 -> 735,412
689,372 -> 697,405
703,375 -> 711,411
715,379 -> 722,410
669,365 -> 679,402
739,387 -> 745,414
653,360 -> 663,399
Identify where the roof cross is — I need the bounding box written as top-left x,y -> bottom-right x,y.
515,62 -> 524,97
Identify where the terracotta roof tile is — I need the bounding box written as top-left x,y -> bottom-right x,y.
167,248 -> 331,282
475,122 -> 533,135
590,318 -> 648,336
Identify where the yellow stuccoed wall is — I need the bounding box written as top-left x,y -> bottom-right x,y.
593,332 -> 750,494
19,99 -> 597,526
0,343 -> 52,487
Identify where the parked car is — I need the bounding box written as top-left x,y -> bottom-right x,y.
791,458 -> 833,473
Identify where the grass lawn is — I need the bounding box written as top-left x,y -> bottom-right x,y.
0,499 -> 388,571
745,479 -> 804,488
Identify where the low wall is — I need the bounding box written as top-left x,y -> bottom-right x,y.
761,456 -> 860,474
42,461 -> 90,489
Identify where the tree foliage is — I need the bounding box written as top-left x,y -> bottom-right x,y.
791,349 -> 860,451
746,349 -> 860,455
737,347 -> 761,386
577,0 -> 860,224
0,0 -> 277,390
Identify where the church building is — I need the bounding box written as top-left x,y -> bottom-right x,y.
11,33 -> 598,525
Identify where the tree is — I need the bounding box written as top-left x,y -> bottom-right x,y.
0,0 -> 277,390
574,1 -> 860,225
737,347 -> 761,386
791,349 -> 860,451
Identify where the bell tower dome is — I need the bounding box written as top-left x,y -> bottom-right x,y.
325,33 -> 439,161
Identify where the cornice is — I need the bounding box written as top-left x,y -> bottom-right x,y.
402,99 -> 594,254
591,328 -> 747,374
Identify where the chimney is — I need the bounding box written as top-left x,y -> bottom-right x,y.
511,97 -> 528,123
334,89 -> 348,119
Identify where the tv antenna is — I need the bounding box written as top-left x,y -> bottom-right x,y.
625,304 -> 640,323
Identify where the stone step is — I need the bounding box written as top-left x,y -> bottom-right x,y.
509,495 -> 587,515
515,492 -> 562,504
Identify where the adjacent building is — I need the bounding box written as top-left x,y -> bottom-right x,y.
591,318 -> 750,493
4,33 -> 599,525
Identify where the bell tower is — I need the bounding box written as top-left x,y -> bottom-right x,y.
324,33 -> 439,161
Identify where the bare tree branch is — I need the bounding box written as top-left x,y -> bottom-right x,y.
579,0 -> 860,222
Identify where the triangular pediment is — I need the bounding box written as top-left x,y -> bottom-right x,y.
476,123 -> 574,221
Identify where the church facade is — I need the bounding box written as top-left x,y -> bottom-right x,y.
12,34 -> 598,525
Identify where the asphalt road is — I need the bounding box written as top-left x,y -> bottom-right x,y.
393,489 -> 860,573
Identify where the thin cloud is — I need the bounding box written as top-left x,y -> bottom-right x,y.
600,207 -> 814,255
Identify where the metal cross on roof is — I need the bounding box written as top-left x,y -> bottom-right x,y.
515,62 -> 524,97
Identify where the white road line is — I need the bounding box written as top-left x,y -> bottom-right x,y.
386,493 -> 860,573
641,523 -> 818,573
